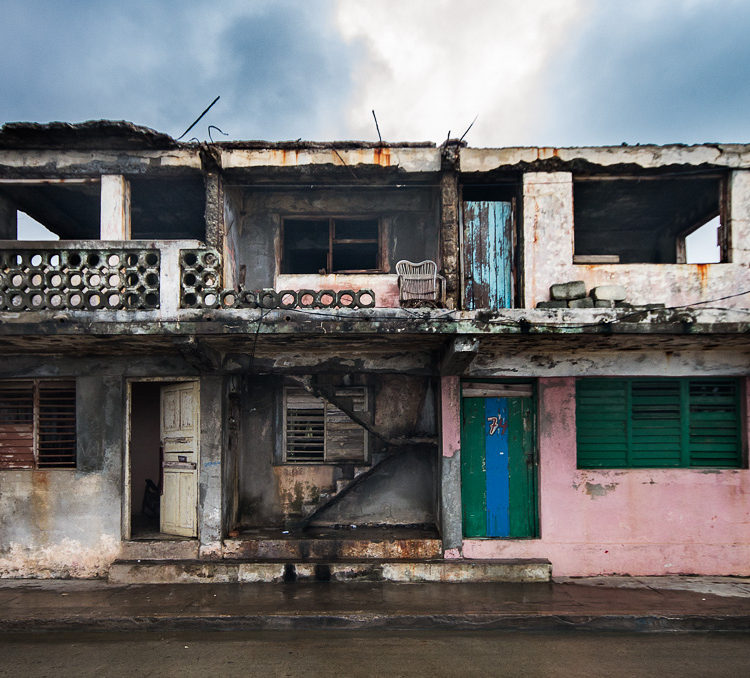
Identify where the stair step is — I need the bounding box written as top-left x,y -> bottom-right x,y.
108,558 -> 551,584
120,539 -> 200,561
223,537 -> 442,561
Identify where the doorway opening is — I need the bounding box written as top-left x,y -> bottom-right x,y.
128,379 -> 200,540
129,382 -> 162,539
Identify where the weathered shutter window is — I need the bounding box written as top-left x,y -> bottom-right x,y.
0,380 -> 76,470
284,387 -> 367,463
0,382 -> 35,469
285,389 -> 326,462
689,380 -> 741,467
576,378 -> 742,469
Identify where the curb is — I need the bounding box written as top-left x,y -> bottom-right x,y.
3,613 -> 750,633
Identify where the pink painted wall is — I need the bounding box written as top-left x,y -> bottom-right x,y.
276,273 -> 399,307
460,377 -> 750,576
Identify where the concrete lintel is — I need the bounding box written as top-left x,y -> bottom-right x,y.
460,144 -> 750,172
220,147 -> 441,173
441,336 -> 479,375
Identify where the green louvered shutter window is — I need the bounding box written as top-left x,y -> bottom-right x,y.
576,379 -> 628,468
576,378 -> 742,469
688,380 -> 742,467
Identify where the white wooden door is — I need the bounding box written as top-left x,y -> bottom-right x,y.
160,381 -> 200,537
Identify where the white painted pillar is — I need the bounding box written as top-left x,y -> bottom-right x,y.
522,172 -> 574,308
100,175 -> 131,240
729,170 -> 750,264
159,242 -> 182,318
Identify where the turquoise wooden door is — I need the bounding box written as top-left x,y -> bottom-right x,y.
461,390 -> 537,538
463,200 -> 513,309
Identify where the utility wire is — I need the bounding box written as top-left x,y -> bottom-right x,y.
176,95 -> 220,141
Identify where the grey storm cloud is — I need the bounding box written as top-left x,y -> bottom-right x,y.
539,1 -> 750,145
0,0 -> 361,140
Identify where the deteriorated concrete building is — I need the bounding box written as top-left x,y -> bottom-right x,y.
0,120 -> 748,582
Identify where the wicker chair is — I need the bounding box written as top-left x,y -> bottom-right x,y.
396,259 -> 445,307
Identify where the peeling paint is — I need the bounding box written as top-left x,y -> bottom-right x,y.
584,482 -> 618,498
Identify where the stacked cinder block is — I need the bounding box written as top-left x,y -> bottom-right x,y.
536,281 -> 633,309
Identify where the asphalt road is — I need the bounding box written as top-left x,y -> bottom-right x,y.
1,630 -> 749,677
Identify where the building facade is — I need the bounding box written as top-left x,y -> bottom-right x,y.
0,121 -> 747,580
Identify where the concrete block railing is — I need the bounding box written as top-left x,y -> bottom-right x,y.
179,248 -> 376,310
0,240 -> 202,313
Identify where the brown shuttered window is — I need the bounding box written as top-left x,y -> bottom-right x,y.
284,387 -> 367,463
0,380 -> 76,469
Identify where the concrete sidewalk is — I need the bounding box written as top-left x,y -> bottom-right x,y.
1,576 -> 749,633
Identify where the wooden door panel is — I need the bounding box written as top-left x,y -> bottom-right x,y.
463,201 -> 513,310
461,389 -> 537,539
160,381 -> 199,537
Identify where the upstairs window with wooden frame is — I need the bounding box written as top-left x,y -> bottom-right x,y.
576,378 -> 743,469
283,387 -> 368,463
282,218 -> 381,274
0,380 -> 77,469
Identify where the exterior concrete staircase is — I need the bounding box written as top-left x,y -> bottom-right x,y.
109,535 -> 551,584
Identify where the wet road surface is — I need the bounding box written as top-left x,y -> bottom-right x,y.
1,629 -> 749,677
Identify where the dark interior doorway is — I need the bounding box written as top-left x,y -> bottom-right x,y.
129,382 -> 161,538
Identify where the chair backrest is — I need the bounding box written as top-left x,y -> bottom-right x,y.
396,259 -> 438,300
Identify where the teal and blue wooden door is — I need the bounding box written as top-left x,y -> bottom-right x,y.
463,200 -> 513,309
461,390 -> 537,538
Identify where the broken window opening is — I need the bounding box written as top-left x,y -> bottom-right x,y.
282,218 -> 380,274
573,175 -> 727,264
130,176 -> 206,240
685,215 -> 721,264
17,212 -> 59,241
0,182 -> 100,240
0,380 -> 76,470
283,387 -> 368,463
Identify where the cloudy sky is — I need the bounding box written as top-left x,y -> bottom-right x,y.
2,0 -> 749,148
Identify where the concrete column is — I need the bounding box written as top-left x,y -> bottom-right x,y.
0,195 -> 16,239
204,171 -> 224,244
439,158 -> 460,309
199,375 -> 223,557
729,170 -> 750,264
522,172 -> 574,308
439,375 -> 463,555
100,175 -> 131,240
